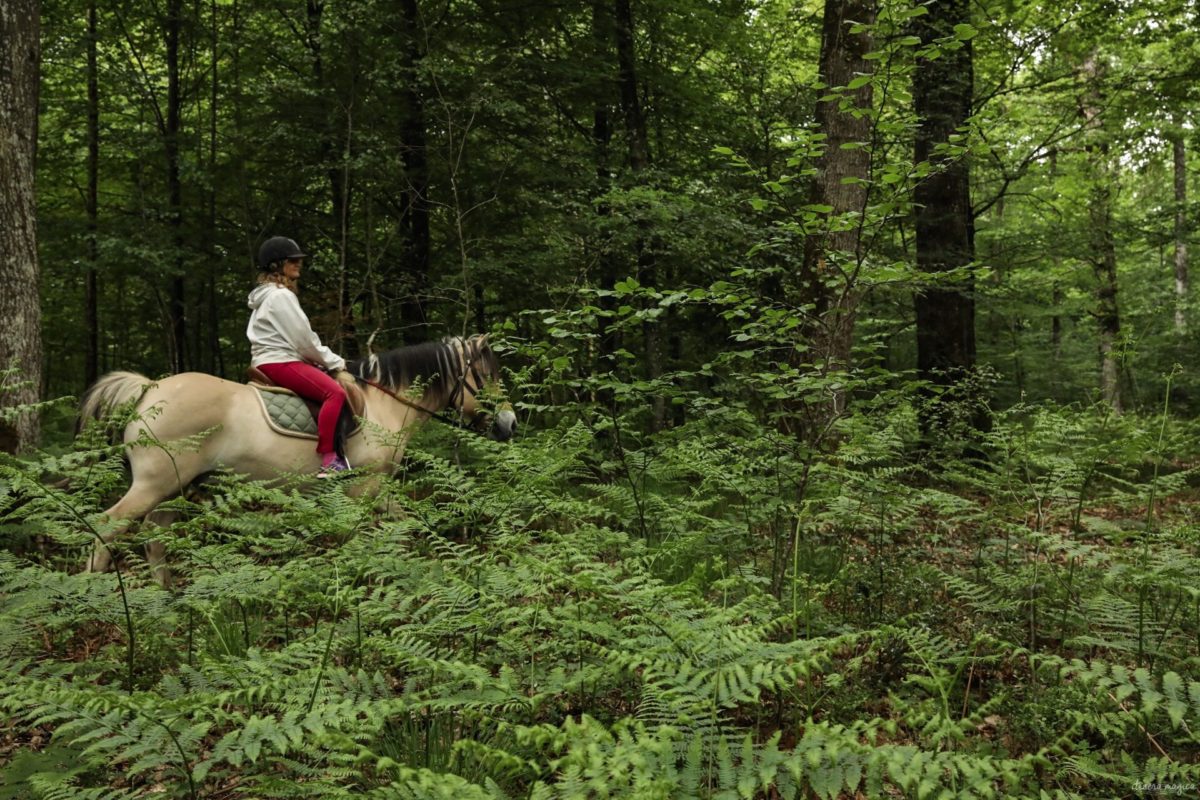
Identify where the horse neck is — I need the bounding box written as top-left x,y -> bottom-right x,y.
359,339 -> 468,423
364,382 -> 444,431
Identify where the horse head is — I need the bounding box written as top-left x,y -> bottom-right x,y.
348,334 -> 516,441
447,334 -> 517,441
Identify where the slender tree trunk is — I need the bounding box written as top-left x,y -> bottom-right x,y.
592,0 -> 621,375
0,0 -> 43,452
85,0 -> 100,386
232,0 -> 250,261
1089,172 -> 1123,412
1080,53 -> 1122,413
1050,286 -> 1062,360
796,0 -> 875,419
166,0 -> 187,373
1172,127 -> 1188,334
613,0 -> 664,428
1048,148 -> 1062,364
614,0 -> 649,172
399,0 -> 431,344
474,284 -> 485,332
1091,180 -> 1122,411
306,0 -> 357,355
912,0 -> 979,432
207,0 -> 223,376
337,103 -> 357,356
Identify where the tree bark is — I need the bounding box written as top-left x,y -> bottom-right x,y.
398,0 -> 431,344
85,0 -> 100,385
912,0 -> 979,430
0,0 -> 43,452
305,0 -> 357,355
592,0 -> 621,373
206,0 -> 223,377
1092,204 -> 1122,412
796,0 -> 875,415
613,0 -> 664,428
614,0 -> 649,173
1172,127 -> 1188,334
166,0 -> 187,373
1048,148 -> 1062,364
1080,53 -> 1122,413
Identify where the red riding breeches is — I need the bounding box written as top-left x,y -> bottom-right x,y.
257,361 -> 347,456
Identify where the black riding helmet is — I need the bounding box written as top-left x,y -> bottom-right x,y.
257,236 -> 308,271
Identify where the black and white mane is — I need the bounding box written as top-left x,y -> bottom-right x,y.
344,335 -> 497,405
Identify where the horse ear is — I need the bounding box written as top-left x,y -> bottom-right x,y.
478,333 -> 490,347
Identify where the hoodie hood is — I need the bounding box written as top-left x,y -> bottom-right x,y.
248,283 -> 277,310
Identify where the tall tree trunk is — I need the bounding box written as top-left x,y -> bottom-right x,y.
796,0 -> 875,417
1050,285 -> 1063,362
0,0 -> 43,452
1172,126 -> 1188,334
306,0 -> 356,355
206,0 -> 223,376
337,103 -> 357,356
1093,216 -> 1122,412
614,0 -> 649,173
85,0 -> 100,386
232,0 -> 250,261
1048,148 -> 1062,364
592,0 -> 621,379
1080,53 -> 1122,412
613,0 -> 664,428
912,0 -> 979,431
398,0 -> 430,344
166,0 -> 187,373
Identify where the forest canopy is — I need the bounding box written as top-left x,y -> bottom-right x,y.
19,0 -> 1196,413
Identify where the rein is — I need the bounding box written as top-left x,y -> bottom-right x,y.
351,338 -> 495,437
358,378 -> 475,430
358,374 -> 495,437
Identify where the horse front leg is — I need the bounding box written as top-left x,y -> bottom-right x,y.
144,540 -> 172,589
345,469 -> 408,519
142,508 -> 180,589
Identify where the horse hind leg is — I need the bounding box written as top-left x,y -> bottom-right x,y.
85,482 -> 171,575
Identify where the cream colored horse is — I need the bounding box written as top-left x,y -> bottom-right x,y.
78,334 -> 514,580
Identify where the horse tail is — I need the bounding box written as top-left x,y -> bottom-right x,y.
78,371 -> 153,434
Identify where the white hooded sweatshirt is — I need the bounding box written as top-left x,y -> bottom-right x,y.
246,283 -> 345,371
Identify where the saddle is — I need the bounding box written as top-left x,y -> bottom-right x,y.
246,367 -> 366,439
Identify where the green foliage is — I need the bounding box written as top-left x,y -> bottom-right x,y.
12,2 -> 1200,796
4,351 -> 1200,799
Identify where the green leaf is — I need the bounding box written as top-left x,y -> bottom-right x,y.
810,764 -> 841,800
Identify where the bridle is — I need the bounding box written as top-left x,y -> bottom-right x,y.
446,348 -> 488,413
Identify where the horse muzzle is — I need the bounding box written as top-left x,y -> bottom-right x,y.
491,406 -> 517,441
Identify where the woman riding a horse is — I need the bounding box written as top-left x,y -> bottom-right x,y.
77,247 -> 517,582
248,236 -> 355,478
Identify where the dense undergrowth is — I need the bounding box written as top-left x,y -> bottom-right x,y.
3,359 -> 1200,799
